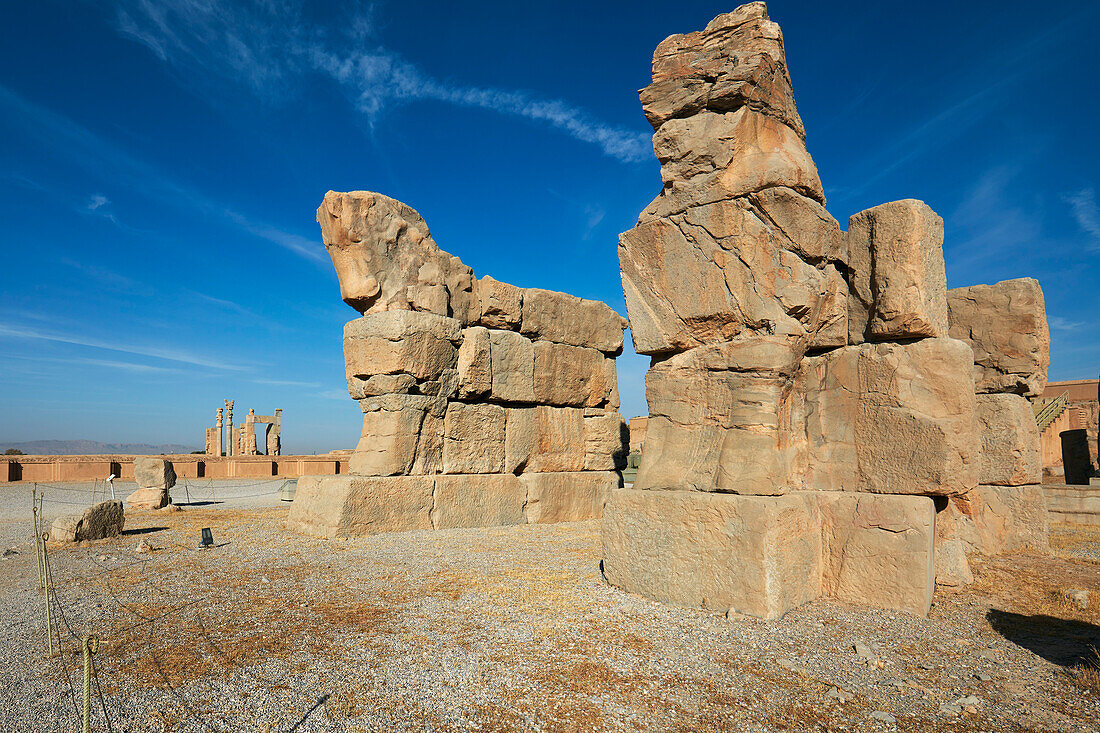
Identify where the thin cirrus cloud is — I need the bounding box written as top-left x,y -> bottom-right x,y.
1063,187 -> 1100,250
111,0 -> 651,163
0,322 -> 248,371
0,83 -> 324,264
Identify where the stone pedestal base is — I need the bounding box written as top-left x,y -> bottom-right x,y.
601,490 -> 934,619
289,471 -> 617,539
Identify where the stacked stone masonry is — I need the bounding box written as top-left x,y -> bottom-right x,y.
604,2 -> 1051,619
288,191 -> 629,538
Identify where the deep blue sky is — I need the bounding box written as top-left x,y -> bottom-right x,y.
1,1 -> 1098,453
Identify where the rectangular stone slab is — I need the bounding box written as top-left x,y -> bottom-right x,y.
601,489 -> 821,619
818,493 -> 935,617
975,393 -> 1042,486
432,474 -> 526,529
522,471 -> 617,524
287,475 -> 435,538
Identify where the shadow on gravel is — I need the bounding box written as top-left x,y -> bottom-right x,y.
122,526 -> 168,536
176,501 -> 222,507
987,609 -> 1100,666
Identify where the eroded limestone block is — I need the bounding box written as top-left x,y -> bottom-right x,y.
522,471 -> 617,524
442,402 -> 506,474
519,288 -> 627,354
640,2 -> 804,137
532,341 -> 615,408
936,485 -> 1049,556
947,278 -> 1050,397
504,406 -> 585,473
635,340 -> 804,494
847,200 -> 948,343
818,494 -> 935,616
431,474 -> 526,529
317,191 -> 478,322
621,197 -> 842,355
646,108 -> 823,220
601,490 -> 820,619
350,395 -> 444,476
455,326 -> 492,398
934,538 -> 974,588
133,457 -> 176,490
583,410 -> 629,471
488,329 -> 535,403
976,393 -> 1042,486
50,501 -> 125,543
125,487 -> 169,510
343,312 -> 459,383
476,276 -> 523,330
800,338 -> 979,496
288,475 -> 434,538
347,373 -> 417,399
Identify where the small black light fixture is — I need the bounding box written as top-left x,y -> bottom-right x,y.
199,528 -> 214,549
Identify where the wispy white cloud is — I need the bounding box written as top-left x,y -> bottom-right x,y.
948,165 -> 1040,268
1063,187 -> 1100,249
0,83 -> 323,263
255,378 -> 320,388
86,193 -> 110,211
110,0 -> 650,162
0,322 -> 248,371
1049,316 -> 1086,332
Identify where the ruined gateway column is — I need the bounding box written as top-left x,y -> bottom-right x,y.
287,191 -> 630,537
601,2 -> 1050,619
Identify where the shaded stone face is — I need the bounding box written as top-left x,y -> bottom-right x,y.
133,457 -> 176,490
947,277 -> 1050,397
974,393 -> 1042,486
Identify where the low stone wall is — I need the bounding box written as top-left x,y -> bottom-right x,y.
1044,484 -> 1100,525
0,455 -> 349,482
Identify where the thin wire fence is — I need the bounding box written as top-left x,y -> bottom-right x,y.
20,481 -> 338,733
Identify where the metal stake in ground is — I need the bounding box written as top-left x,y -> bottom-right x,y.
43,531 -> 54,657
82,635 -> 99,733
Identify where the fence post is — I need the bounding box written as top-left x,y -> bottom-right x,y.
32,488 -> 45,590
43,531 -> 54,657
82,635 -> 99,733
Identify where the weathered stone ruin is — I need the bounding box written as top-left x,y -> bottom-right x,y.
289,192 -> 628,537
205,404 -> 282,456
601,3 -> 1051,618
126,456 -> 175,510
51,500 -> 125,543
935,278 -> 1051,575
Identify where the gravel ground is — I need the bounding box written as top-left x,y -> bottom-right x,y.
0,481 -> 1098,732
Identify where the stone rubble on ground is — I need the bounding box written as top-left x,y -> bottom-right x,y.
126,456 -> 175,510
49,500 -> 125,543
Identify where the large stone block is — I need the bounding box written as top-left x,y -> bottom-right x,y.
947,278 -> 1050,397
476,276 -> 523,330
635,340 -> 804,494
343,312 -> 459,383
317,191 -> 478,322
442,402 -> 506,474
504,406 -> 585,473
431,474 -> 526,529
975,393 -> 1042,486
601,490 -> 821,619
350,395 -> 444,476
800,338 -> 980,496
455,326 -> 492,398
818,494 -> 935,616
488,329 -> 535,403
288,475 -> 434,538
133,457 -> 176,490
583,410 -> 629,471
640,3 -> 804,137
621,197 -> 842,355
532,341 -> 616,408
50,501 -> 125,543
522,471 -> 617,524
935,485 -> 1049,556
519,288 -> 627,354
847,200 -> 948,343
126,487 -> 170,510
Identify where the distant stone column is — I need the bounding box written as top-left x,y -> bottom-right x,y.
215,407 -> 224,456
225,400 -> 235,457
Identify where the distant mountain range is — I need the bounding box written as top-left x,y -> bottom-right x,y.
2,440 -> 199,456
